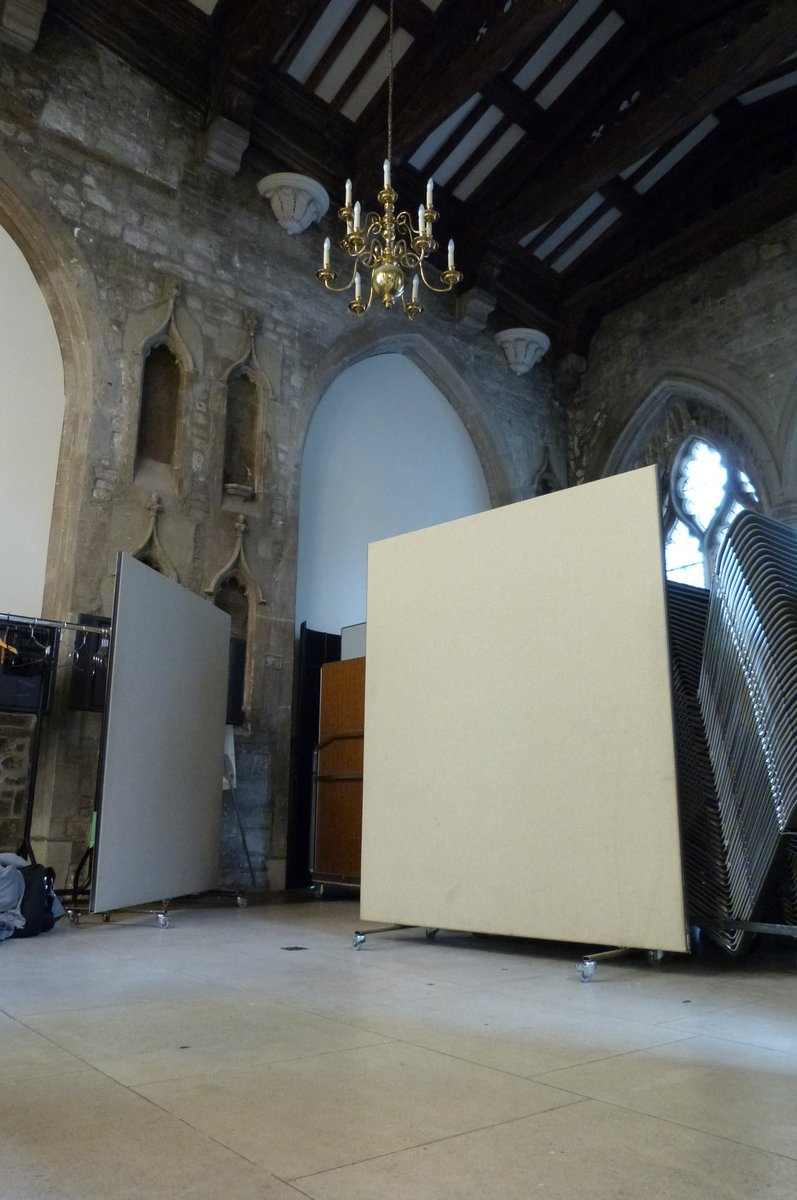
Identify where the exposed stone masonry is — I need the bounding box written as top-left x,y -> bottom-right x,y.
0,18 -> 559,888
0,713 -> 35,850
570,215 -> 797,519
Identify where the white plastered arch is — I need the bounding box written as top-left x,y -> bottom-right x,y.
299,326 -> 520,509
0,142 -> 106,617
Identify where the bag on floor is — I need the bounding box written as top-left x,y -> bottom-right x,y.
12,864 -> 56,938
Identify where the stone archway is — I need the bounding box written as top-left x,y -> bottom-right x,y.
601,370 -> 780,510
0,144 -> 109,881
0,143 -> 107,619
300,325 -> 520,510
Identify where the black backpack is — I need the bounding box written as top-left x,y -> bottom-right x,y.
12,864 -> 56,938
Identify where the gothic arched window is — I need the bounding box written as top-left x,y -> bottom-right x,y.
664,437 -> 759,588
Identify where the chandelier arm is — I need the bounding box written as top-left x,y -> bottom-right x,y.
398,247 -> 422,269
362,240 -> 383,269
395,212 -> 417,237
417,259 -> 458,294
318,257 -> 366,294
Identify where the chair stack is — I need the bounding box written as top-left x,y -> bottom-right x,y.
666,582 -> 735,947
685,512 -> 797,952
779,834 -> 797,927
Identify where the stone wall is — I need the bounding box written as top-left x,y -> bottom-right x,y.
0,713 -> 35,850
570,214 -> 797,522
0,17 -> 561,889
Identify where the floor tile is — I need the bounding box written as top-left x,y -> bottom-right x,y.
317,981 -> 694,1075
0,1068 -> 309,1200
535,1034 -> 797,1160
485,957 -> 770,1023
6,899 -> 797,1196
662,998 -> 797,1055
0,948 -> 235,1017
0,1009 -> 89,1082
134,1039 -> 578,1178
24,991 -> 390,1085
294,1098 -> 797,1200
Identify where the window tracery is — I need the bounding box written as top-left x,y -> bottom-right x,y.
663,436 -> 759,587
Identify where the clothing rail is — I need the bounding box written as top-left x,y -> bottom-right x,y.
0,612 -> 109,635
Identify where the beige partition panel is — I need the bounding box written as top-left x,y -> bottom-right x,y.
361,466 -> 687,952
92,554 -> 230,914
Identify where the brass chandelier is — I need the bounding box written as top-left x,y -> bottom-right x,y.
316,0 -> 462,319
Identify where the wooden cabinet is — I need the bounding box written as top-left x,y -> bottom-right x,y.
311,657 -> 365,890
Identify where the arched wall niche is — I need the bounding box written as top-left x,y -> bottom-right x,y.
138,342 -> 181,470
299,326 -> 519,511
220,318 -> 272,506
0,143 -> 105,619
600,371 -> 780,511
123,290 -> 202,495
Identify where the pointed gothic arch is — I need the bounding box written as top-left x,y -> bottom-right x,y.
299,326 -> 519,510
0,143 -> 107,618
601,370 -> 779,510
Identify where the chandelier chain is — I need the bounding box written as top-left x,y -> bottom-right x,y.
387,0 -> 394,166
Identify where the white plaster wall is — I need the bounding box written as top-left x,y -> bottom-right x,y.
296,353 -> 491,634
0,224 -> 65,617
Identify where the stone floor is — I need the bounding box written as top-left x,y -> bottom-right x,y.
1,898 -> 796,1199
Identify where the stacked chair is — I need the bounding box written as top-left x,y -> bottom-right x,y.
667,512 -> 797,954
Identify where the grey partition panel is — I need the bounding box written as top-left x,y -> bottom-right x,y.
91,554 -> 230,913
362,466 -> 688,953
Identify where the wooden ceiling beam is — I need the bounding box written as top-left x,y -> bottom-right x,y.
304,0 -> 374,95
560,157 -> 797,329
555,87 -> 797,297
210,0 -> 320,76
471,23 -> 647,219
249,70 -> 356,195
356,0 -> 581,170
388,0 -> 438,41
489,0 -> 797,247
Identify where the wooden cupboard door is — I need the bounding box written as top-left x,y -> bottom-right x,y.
314,658 -> 365,880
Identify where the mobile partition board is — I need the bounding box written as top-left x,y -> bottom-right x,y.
91,554 -> 230,914
361,465 -> 688,954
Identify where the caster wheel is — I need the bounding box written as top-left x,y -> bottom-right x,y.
102,912 -> 110,923
317,884 -> 325,898
688,926 -> 705,960
353,933 -> 366,950
646,949 -> 666,966
425,928 -> 439,940
578,960 -> 596,982
68,910 -> 79,925
236,895 -> 248,908
158,913 -> 169,928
